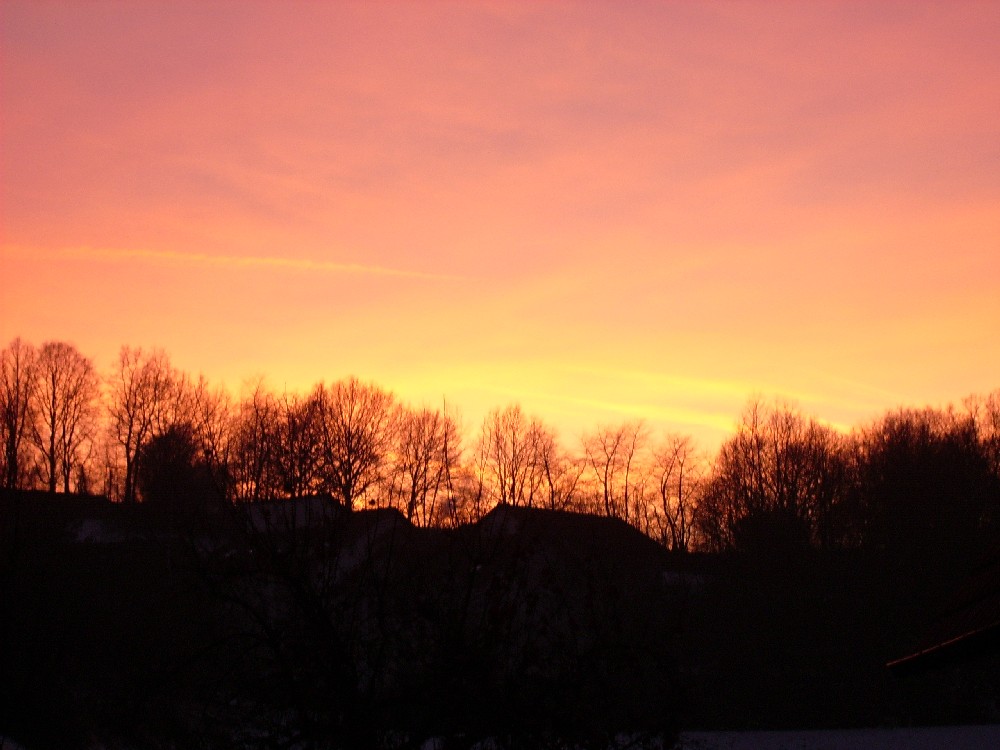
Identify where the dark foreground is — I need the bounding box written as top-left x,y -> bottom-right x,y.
2,491 -> 998,749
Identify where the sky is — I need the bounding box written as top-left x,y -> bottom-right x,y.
2,1 -> 998,450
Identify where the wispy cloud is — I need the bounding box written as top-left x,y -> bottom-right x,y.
5,245 -> 461,281
558,364 -> 766,403
559,394 -> 736,434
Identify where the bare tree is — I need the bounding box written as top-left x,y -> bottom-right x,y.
166,372 -> 235,500
965,389 -> 1000,479
582,420 -> 649,524
389,403 -> 463,525
458,433 -> 492,524
535,424 -> 584,511
699,398 -> 847,551
198,376 -> 236,497
313,377 -> 396,510
273,388 -> 323,499
477,404 -> 551,508
231,378 -> 282,501
106,346 -> 176,503
0,338 -> 37,489
57,355 -> 100,494
29,341 -> 101,493
651,434 -> 703,552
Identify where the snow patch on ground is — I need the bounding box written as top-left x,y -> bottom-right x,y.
675,725 -> 1000,750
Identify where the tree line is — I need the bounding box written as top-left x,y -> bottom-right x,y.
2,336 -> 998,557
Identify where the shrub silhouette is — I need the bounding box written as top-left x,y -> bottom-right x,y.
137,424 -> 221,523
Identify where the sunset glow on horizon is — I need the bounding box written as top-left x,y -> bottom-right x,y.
2,1 -> 998,449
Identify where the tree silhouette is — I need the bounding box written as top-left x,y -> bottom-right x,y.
0,338 -> 37,490
313,377 -> 396,510
106,346 -> 176,503
651,433 -> 704,552
390,403 -> 461,524
698,398 -> 847,551
275,388 -> 324,499
852,406 -> 998,568
582,420 -> 649,523
137,422 -> 221,519
536,422 -> 584,511
30,341 -> 100,493
178,373 -> 235,501
231,378 -> 282,500
477,404 -> 551,508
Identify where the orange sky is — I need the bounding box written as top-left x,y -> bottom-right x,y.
2,1 -> 998,450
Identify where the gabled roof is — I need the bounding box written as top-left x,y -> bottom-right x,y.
472,503 -> 684,585
241,493 -> 346,533
887,547 -> 1000,673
